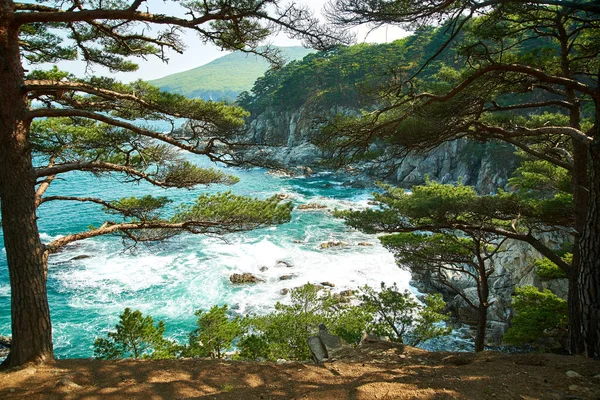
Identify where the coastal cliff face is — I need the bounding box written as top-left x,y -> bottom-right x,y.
244,105 -> 518,194
411,233 -> 569,346
244,105 -> 567,347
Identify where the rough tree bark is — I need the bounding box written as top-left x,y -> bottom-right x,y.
474,277 -> 489,353
0,0 -> 54,367
578,100 -> 600,358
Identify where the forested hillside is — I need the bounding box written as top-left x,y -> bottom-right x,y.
149,46 -> 314,101
238,28 -> 453,114
236,27 -> 520,194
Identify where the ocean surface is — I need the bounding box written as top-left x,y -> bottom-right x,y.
0,138 -> 430,358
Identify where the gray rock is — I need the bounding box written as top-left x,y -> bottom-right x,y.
566,370 -> 582,378
297,203 -> 328,210
280,288 -> 289,295
57,378 -> 81,389
320,281 -> 335,287
319,241 -> 347,249
318,324 -> 343,354
275,260 -> 293,268
307,336 -> 328,363
279,274 -> 296,281
229,273 -> 264,284
70,254 -> 91,261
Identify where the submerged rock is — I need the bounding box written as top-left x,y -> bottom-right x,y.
275,260 -> 294,268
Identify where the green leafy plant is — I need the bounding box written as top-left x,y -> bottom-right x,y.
360,283 -> 450,345
535,255 -> 570,280
504,286 -> 568,346
93,308 -> 178,359
241,284 -> 325,361
238,283 -> 450,361
186,305 -> 242,359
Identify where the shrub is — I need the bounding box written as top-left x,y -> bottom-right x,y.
185,305 -> 242,359
360,283 -> 450,345
503,286 -> 568,346
238,283 -> 451,361
535,255 -> 569,280
93,308 -> 178,359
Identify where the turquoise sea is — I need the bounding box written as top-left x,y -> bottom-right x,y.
0,126 -> 423,358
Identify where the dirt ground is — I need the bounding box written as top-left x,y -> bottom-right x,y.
1,343 -> 599,400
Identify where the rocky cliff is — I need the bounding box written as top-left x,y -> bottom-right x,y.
410,232 -> 569,347
244,105 -> 518,194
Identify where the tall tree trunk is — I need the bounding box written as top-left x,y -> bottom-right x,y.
0,4 -> 54,367
578,100 -> 600,358
558,22 -> 586,354
474,275 -> 488,352
568,114 -> 587,355
474,304 -> 487,352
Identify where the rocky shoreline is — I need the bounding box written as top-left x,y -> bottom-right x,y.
231,105 -> 568,350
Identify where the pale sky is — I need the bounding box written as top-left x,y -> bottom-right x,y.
47,0 -> 408,82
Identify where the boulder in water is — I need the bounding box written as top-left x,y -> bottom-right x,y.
297,203 -> 328,210
275,260 -> 293,268
319,241 -> 347,249
279,274 -> 296,281
229,273 -> 264,284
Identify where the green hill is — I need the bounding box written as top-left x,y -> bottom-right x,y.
149,46 -> 314,101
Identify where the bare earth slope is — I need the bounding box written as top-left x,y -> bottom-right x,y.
1,343 -> 599,399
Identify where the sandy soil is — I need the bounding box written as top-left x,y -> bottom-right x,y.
1,343 -> 599,399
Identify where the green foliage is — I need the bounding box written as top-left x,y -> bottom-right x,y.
96,284 -> 450,362
241,284 -> 325,361
236,334 -> 270,360
93,308 -> 178,359
360,284 -> 450,345
238,34 -> 459,115
105,196 -> 173,220
172,192 -> 293,229
413,293 -> 453,345
504,286 -> 568,346
239,283 -> 450,361
509,160 -> 572,199
186,305 -> 242,359
535,254 -> 570,280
